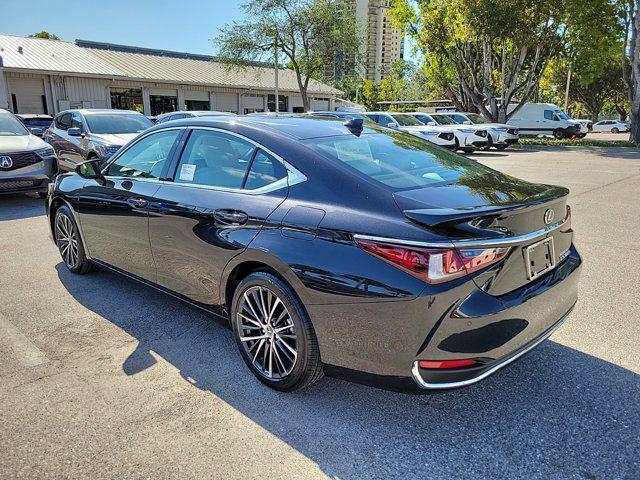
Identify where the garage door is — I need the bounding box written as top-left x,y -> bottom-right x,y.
311,99 -> 330,111
216,93 -> 238,113
7,77 -> 47,114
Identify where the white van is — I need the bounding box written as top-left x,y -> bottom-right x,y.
507,103 -> 587,139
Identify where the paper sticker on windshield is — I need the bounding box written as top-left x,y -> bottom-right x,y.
179,164 -> 196,182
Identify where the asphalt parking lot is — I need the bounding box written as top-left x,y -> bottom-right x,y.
1,145 -> 639,479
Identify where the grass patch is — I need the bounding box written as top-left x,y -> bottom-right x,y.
519,138 -> 637,148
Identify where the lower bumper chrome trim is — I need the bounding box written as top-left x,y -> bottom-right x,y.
411,306 -> 574,390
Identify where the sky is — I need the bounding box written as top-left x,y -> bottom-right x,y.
0,0 -> 418,63
0,0 -> 244,55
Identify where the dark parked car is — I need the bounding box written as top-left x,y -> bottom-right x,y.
44,109 -> 153,171
47,116 -> 581,392
0,109 -> 57,196
15,114 -> 54,137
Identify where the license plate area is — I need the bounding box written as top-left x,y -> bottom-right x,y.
524,237 -> 556,281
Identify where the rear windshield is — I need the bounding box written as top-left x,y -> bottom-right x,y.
85,113 -> 153,134
20,118 -> 53,127
307,131 -> 492,190
0,113 -> 29,136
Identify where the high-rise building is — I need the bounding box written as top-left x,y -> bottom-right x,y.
323,0 -> 404,85
354,0 -> 404,83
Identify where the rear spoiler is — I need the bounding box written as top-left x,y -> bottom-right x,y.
403,205 -> 525,228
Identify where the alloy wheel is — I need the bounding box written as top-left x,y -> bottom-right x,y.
56,214 -> 79,269
236,286 -> 298,380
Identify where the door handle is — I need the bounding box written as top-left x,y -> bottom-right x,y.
126,197 -> 148,209
213,209 -> 249,225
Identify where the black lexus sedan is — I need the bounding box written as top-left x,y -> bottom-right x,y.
46,116 -> 581,392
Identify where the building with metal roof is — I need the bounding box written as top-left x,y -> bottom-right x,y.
0,33 -> 342,116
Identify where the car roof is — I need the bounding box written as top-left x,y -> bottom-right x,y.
149,115 -> 380,140
60,109 -> 145,116
15,113 -> 53,119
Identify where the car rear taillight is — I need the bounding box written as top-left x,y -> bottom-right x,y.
354,238 -> 509,284
418,359 -> 478,369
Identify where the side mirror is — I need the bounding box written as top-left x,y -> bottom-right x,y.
30,127 -> 44,136
68,127 -> 83,137
387,122 -> 398,129
76,159 -> 104,181
427,121 -> 437,126
462,120 -> 472,125
552,115 -> 560,122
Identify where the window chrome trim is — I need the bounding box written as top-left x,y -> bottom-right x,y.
353,217 -> 567,249
102,125 -> 306,195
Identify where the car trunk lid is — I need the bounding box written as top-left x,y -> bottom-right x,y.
393,175 -> 572,295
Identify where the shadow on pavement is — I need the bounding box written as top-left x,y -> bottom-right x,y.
0,193 -> 46,222
56,264 -> 640,480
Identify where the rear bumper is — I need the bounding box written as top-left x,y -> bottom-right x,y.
412,247 -> 581,389
412,304 -> 574,389
312,244 -> 581,392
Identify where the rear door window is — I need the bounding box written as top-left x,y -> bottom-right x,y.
173,129 -> 255,189
244,150 -> 288,190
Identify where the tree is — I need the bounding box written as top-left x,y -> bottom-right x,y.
543,50 -> 625,121
618,0 -> 640,142
391,0 -> 618,123
29,31 -> 59,40
215,0 -> 359,112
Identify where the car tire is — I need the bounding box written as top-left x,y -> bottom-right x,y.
481,135 -> 493,151
453,138 -> 460,152
462,147 -> 475,154
231,272 -> 323,392
54,205 -> 95,275
495,145 -> 509,150
612,127 -> 619,134
553,129 -> 565,140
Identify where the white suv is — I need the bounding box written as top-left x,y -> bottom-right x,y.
362,112 -> 456,149
407,112 -> 489,153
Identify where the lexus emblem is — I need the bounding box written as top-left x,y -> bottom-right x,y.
0,156 -> 13,169
544,208 -> 555,225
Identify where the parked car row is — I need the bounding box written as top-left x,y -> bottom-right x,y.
1,103 -> 629,199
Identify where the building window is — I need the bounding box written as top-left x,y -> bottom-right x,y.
267,94 -> 288,112
110,88 -> 143,112
185,99 -> 209,111
150,95 -> 177,116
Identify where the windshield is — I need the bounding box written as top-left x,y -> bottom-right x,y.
0,113 -> 29,136
553,110 -> 570,120
392,114 -> 424,126
465,114 -> 488,124
307,131 -> 493,190
85,113 -> 153,134
431,115 -> 458,125
412,113 -> 435,124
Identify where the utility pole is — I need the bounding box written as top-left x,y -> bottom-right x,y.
564,61 -> 573,113
274,33 -> 279,113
